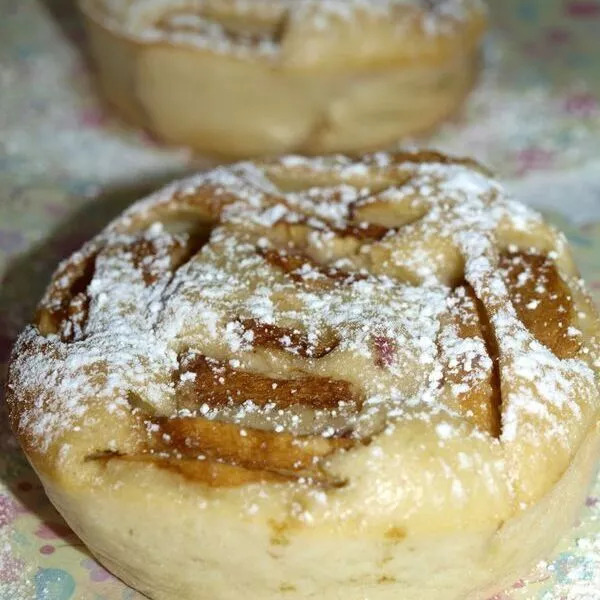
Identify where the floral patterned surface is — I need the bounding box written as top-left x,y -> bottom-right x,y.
1,0 -> 600,598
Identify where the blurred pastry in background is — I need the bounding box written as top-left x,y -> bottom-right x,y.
79,0 -> 487,158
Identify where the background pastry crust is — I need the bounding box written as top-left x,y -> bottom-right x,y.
78,0 -> 487,157
7,151 -> 600,599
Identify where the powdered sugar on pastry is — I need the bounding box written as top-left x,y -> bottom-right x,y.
8,150 -> 599,472
6,150 -> 600,600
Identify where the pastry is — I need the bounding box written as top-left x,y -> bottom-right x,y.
78,0 -> 487,157
7,151 -> 600,600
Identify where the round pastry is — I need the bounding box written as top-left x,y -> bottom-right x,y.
7,151 -> 600,600
78,0 -> 487,157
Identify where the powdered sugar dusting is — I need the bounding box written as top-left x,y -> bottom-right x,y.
6,151 -> 600,503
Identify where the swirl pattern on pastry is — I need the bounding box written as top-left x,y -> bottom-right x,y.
7,151 -> 600,600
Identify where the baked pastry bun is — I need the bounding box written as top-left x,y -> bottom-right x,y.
7,151 -> 600,600
79,0 -> 486,157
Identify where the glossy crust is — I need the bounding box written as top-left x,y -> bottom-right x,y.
78,0 -> 487,157
7,151 -> 600,600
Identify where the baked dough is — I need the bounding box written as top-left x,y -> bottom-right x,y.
7,151 -> 600,600
78,0 -> 487,157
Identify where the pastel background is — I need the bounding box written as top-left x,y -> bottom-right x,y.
1,1 -> 600,598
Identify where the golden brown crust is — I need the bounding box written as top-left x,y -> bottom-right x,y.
88,415 -> 354,487
500,251 -> 581,360
440,283 -> 502,437
175,353 -> 356,412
